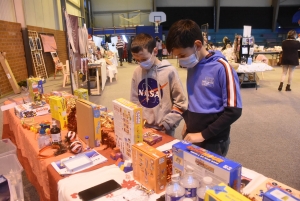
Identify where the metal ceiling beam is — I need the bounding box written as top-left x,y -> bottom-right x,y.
214,0 -> 220,32
93,9 -> 151,15
272,0 -> 280,32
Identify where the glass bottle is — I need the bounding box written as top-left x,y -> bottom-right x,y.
50,120 -> 62,148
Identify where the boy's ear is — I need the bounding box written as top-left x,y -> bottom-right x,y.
153,47 -> 158,55
194,40 -> 203,51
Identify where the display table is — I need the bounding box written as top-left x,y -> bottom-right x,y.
236,62 -> 273,90
253,51 -> 281,66
2,105 -> 174,201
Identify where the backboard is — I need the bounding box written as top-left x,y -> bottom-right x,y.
149,12 -> 166,33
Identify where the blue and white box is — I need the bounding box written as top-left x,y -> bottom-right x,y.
263,187 -> 300,201
172,141 -> 242,192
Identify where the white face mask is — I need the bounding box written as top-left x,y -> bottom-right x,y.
179,46 -> 199,68
140,53 -> 154,70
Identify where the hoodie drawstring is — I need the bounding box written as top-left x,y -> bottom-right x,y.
155,65 -> 162,108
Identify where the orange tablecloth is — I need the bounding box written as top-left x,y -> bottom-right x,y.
2,106 -> 175,201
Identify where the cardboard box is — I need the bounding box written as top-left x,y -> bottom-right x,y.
49,96 -> 68,130
249,178 -> 300,200
74,88 -> 89,100
263,187 -> 300,201
205,183 -> 250,201
76,99 -> 102,148
172,141 -> 242,192
14,103 -> 50,118
27,78 -> 43,101
113,98 -> 143,159
132,142 -> 167,194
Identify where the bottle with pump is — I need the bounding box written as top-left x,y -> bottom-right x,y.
197,177 -> 213,201
50,120 -> 62,148
38,124 -> 50,149
180,165 -> 199,200
165,173 -> 185,201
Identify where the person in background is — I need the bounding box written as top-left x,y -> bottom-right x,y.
221,36 -> 231,51
297,33 -> 300,42
116,36 -> 124,66
130,33 -> 187,136
278,30 -> 300,91
127,36 -> 134,63
155,36 -> 163,61
166,19 -> 242,156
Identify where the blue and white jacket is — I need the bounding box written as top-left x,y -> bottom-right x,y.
183,51 -> 242,143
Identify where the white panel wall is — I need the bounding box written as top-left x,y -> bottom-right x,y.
23,0 -> 61,30
156,0 -> 213,7
0,0 -> 16,22
92,0 -> 152,12
66,2 -> 81,17
92,0 -> 152,27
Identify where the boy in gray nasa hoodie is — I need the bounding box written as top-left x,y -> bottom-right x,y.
130,33 -> 187,136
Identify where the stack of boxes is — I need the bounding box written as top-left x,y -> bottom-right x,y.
113,98 -> 143,159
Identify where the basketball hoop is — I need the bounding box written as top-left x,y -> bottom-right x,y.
149,12 -> 166,34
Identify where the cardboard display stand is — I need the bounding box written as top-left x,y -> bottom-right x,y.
0,52 -> 21,94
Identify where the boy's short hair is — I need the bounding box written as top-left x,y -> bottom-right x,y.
166,19 -> 203,53
131,33 -> 156,53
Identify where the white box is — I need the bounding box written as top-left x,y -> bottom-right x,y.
112,98 -> 143,159
14,103 -> 50,118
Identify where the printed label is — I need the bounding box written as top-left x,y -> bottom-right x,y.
51,133 -> 61,142
166,195 -> 184,201
185,187 -> 197,198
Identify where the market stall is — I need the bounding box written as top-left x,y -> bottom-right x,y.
2,89 -> 300,201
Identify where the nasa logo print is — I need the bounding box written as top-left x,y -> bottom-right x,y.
138,78 -> 165,108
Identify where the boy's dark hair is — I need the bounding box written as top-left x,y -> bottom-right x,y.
131,33 -> 156,53
166,19 -> 203,53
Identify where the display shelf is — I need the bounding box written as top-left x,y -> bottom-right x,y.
28,30 -> 48,78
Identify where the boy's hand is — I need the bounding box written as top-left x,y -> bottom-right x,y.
184,132 -> 205,143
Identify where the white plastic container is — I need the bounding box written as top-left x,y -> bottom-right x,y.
165,174 -> 185,201
180,165 -> 199,200
0,139 -> 16,158
197,177 -> 212,201
0,154 -> 24,201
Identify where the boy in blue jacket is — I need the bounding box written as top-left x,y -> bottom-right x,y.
166,19 -> 242,156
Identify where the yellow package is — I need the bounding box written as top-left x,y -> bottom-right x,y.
205,183 -> 251,201
74,88 -> 89,100
49,96 -> 68,130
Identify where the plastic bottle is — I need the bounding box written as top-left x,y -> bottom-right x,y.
50,120 -> 62,148
180,165 -> 199,200
165,174 -> 185,201
38,125 -> 50,149
247,56 -> 252,65
197,177 -> 213,201
85,136 -> 90,150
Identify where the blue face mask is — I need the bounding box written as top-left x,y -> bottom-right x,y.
140,53 -> 154,70
178,46 -> 199,68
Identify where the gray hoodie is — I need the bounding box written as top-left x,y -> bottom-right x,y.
130,60 -> 187,134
